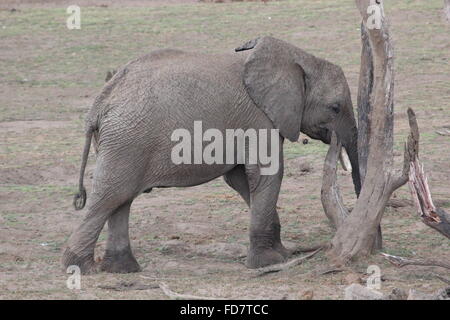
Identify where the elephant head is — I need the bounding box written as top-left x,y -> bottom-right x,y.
236,36 -> 361,195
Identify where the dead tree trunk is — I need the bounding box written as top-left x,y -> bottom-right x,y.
324,108 -> 420,263
357,21 -> 382,249
327,0 -> 419,263
320,0 -> 450,266
445,0 -> 450,22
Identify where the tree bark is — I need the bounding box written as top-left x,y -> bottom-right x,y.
356,22 -> 373,186
445,0 -> 450,22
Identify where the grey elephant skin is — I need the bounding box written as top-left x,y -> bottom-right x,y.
63,36 -> 361,274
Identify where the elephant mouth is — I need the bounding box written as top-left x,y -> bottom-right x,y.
322,129 -> 332,144
304,126 -> 331,144
317,127 -> 331,144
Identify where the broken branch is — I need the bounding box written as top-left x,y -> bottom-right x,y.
390,108 -> 420,192
381,253 -> 450,270
321,132 -> 349,229
435,274 -> 450,285
407,156 -> 450,239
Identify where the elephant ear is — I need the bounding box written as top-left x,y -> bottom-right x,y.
239,36 -> 306,142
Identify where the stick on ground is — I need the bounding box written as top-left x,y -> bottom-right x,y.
159,282 -> 222,300
255,247 -> 323,276
290,242 -> 329,255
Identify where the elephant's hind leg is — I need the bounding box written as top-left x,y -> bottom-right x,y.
62,156 -> 141,274
62,195 -> 119,274
100,200 -> 141,273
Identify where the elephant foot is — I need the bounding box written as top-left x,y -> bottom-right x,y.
62,248 -> 99,275
100,248 -> 141,273
246,248 -> 285,269
273,242 -> 291,259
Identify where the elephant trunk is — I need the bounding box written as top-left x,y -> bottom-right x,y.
341,127 -> 361,197
346,142 -> 361,197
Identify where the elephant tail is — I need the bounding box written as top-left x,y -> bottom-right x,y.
73,126 -> 94,210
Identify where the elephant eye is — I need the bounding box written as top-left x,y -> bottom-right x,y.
329,103 -> 340,114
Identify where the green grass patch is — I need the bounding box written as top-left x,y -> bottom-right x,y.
284,140 -> 327,159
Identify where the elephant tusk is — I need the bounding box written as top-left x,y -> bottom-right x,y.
339,147 -> 352,172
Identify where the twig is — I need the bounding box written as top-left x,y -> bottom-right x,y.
140,275 -> 203,280
159,282 -> 222,300
317,268 -> 344,276
436,129 -> 450,136
255,247 -> 322,276
381,253 -> 450,270
98,281 -> 158,291
434,274 -> 450,285
290,242 -> 329,255
386,198 -> 413,208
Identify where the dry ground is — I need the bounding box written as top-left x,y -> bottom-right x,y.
0,0 -> 449,299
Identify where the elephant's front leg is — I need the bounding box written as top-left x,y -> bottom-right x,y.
245,162 -> 289,269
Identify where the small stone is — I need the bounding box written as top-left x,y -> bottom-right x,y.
165,261 -> 179,269
407,289 -> 435,300
387,288 -> 408,300
344,284 -> 384,300
299,290 -> 314,300
407,288 -> 450,300
298,162 -> 312,175
344,273 -> 363,285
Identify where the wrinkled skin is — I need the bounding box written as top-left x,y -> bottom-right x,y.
63,37 -> 360,274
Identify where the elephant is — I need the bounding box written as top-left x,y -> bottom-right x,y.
63,36 -> 361,274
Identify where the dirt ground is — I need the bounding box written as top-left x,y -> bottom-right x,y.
0,0 -> 449,300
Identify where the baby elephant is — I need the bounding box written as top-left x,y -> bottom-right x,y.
63,36 -> 360,274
